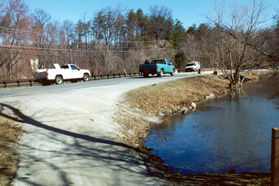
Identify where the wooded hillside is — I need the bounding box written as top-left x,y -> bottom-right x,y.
0,0 -> 278,80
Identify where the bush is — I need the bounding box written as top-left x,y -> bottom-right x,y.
175,51 -> 188,71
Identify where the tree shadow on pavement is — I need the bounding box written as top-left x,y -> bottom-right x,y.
0,103 -> 162,185
0,103 -> 140,152
0,103 -> 271,185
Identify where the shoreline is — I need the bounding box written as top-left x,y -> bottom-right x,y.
115,71 -> 274,184
0,71 -> 275,185
115,75 -> 229,147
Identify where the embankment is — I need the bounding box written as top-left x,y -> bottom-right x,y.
115,75 -> 232,147
115,71 -> 274,185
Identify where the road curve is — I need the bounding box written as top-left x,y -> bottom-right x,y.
0,72 -> 212,185
0,72 -> 208,98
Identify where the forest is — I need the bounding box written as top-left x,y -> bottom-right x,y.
0,0 -> 278,87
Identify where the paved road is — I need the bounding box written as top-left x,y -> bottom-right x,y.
0,72 -> 212,186
0,72 -> 206,98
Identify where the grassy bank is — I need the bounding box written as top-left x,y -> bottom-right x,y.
115,75 -> 230,147
115,71 -> 273,185
0,116 -> 22,185
116,71 -> 273,147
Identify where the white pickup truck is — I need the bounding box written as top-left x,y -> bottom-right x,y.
185,61 -> 201,72
34,64 -> 91,85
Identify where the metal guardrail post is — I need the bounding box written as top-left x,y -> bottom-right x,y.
271,128 -> 279,186
29,80 -> 32,86
4,82 -> 7,88
17,80 -> 20,87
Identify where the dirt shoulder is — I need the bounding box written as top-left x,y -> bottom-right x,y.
115,71 -> 273,185
0,116 -> 22,186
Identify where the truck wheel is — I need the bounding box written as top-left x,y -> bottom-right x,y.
171,70 -> 175,76
143,72 -> 149,78
83,73 -> 89,81
55,75 -> 63,85
158,69 -> 164,77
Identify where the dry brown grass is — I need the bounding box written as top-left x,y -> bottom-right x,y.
114,73 -> 271,184
116,72 -> 274,147
115,75 -> 230,147
0,86 -> 34,91
241,70 -> 271,81
125,75 -> 229,116
0,116 -> 22,186
115,71 -> 275,146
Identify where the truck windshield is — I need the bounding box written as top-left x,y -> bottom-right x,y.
186,64 -> 195,67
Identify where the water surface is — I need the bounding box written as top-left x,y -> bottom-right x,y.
145,80 -> 279,174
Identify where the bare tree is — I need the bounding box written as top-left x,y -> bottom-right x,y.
31,8 -> 51,46
267,15 -> 279,63
211,0 -> 268,88
149,5 -> 173,40
0,0 -> 31,78
0,3 -> 188,79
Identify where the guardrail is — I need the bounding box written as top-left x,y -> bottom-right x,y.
92,72 -> 138,80
0,72 -> 139,88
0,79 -> 34,88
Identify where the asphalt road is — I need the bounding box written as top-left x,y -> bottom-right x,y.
0,72 -> 207,98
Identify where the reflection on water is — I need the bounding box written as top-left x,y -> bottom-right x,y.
145,81 -> 279,174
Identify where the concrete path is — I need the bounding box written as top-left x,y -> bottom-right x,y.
0,72 -> 211,185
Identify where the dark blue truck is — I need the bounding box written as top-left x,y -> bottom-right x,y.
139,59 -> 175,77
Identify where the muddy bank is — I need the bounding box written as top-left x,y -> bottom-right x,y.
115,71 -> 275,184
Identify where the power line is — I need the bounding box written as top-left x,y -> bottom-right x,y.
0,44 -> 170,53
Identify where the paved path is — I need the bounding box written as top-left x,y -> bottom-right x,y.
0,72 -> 211,185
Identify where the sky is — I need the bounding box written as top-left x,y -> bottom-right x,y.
24,0 -> 279,28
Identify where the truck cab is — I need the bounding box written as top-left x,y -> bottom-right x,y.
34,64 -> 91,85
139,59 -> 175,77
